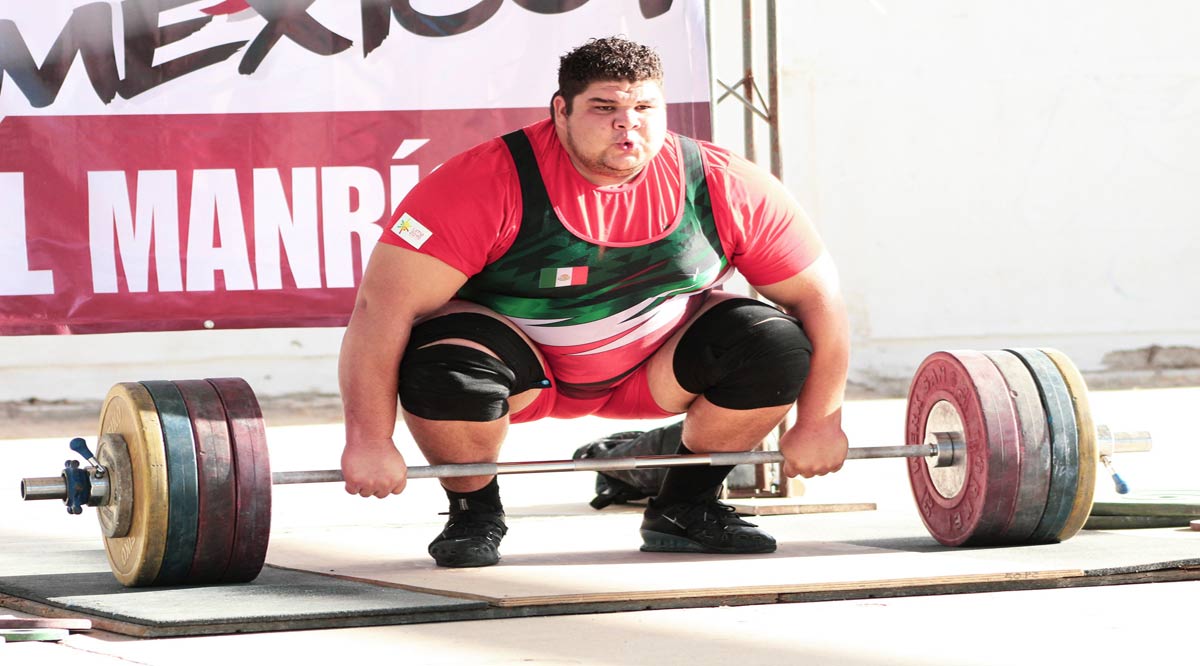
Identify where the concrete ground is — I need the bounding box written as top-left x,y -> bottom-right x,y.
3,385 -> 1197,665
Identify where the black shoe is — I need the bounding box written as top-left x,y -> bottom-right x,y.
428,498 -> 508,568
640,493 -> 776,554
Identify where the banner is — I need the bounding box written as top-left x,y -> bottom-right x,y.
0,0 -> 710,334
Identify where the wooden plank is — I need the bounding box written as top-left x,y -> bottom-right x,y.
724,500 -> 877,516
263,514 -> 1094,608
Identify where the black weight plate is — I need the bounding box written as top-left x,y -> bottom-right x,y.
141,380 -> 200,585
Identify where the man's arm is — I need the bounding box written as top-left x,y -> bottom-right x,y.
753,251 -> 852,477
339,243 -> 468,498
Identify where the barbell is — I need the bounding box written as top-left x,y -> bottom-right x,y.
19,348 -> 1151,588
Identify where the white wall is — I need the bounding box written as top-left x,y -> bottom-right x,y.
711,0 -> 1200,392
0,327 -> 344,402
2,0 -> 1198,403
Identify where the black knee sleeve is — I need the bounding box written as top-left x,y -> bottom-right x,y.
398,313 -> 549,422
673,298 -> 813,410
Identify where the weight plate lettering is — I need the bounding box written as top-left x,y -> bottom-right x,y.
905,351 -> 1021,546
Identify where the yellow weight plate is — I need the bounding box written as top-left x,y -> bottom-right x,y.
98,382 -> 169,586
1042,349 -> 1098,541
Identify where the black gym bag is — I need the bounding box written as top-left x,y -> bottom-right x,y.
571,420 -> 683,509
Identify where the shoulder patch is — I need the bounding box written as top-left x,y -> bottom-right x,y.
391,212 -> 433,249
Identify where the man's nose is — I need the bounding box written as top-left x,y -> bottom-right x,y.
614,109 -> 641,129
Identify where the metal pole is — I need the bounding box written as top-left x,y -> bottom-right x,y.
705,0 -> 717,140
741,0 -> 756,163
767,0 -> 782,179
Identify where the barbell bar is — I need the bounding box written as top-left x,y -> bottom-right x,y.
16,444 -> 955,500
17,347 -> 1154,587
22,433 -> 1152,499
275,445 -> 944,485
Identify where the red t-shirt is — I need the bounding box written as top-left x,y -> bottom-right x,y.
382,118 -> 823,286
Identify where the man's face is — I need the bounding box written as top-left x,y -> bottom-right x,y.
553,79 -> 668,186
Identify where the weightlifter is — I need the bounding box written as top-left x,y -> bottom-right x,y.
338,36 -> 851,567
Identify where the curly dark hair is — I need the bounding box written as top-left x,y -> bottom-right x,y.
555,36 -> 664,114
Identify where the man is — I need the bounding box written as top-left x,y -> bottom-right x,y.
339,37 -> 850,567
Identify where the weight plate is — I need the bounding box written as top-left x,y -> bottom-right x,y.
0,618 -> 91,630
1042,349 -> 1098,542
98,383 -> 169,586
0,628 -> 70,642
1006,348 -> 1078,544
208,377 -> 272,583
141,381 -> 200,586
96,433 -> 134,538
983,351 -> 1052,543
175,379 -> 237,584
905,350 -> 1022,546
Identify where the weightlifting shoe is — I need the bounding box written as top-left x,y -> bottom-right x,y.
640,492 -> 776,554
428,498 -> 508,568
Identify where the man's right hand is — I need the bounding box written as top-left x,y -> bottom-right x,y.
341,437 -> 408,498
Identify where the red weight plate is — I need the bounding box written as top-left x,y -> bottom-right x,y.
175,379 -> 237,584
905,350 -> 1022,546
207,377 -> 272,583
984,351 -> 1052,544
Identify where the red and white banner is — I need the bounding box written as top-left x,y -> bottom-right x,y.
0,0 -> 710,334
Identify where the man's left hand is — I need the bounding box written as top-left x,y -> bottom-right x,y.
779,420 -> 849,478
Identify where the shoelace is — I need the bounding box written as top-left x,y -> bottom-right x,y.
670,498 -> 753,528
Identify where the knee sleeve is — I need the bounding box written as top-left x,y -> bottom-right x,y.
398,313 -> 550,422
673,298 -> 813,410
400,345 -> 516,421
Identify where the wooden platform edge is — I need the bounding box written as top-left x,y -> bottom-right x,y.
0,592 -> 499,639
8,565 -> 1200,638
486,569 -> 1084,607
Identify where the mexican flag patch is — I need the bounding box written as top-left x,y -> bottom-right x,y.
539,266 -> 589,288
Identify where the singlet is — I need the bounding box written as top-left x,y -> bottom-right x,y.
456,129 -> 731,398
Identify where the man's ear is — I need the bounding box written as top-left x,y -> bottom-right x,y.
551,93 -> 568,124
